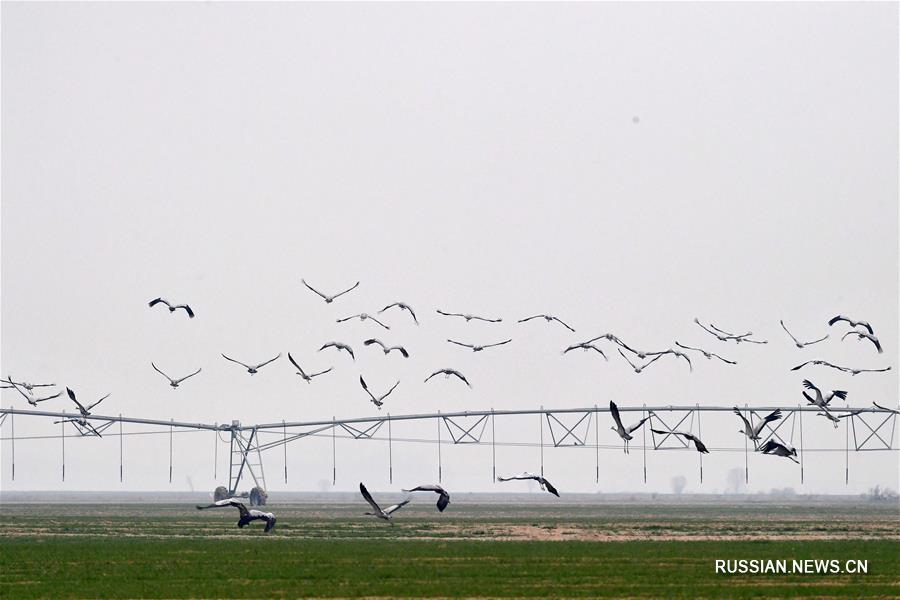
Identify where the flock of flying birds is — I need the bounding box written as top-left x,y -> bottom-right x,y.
2,280 -> 895,530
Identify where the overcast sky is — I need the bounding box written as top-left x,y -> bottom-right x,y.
2,2 -> 897,496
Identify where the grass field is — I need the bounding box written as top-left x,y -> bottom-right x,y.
1,502 -> 898,598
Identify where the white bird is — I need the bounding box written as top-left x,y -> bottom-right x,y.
379,302 -> 419,325
828,315 -> 874,335
841,330 -> 883,353
301,279 -> 359,304
196,498 -> 276,532
562,342 -> 608,360
801,379 -> 848,407
496,472 -> 560,497
287,353 -> 332,383
791,360 -> 890,376
651,428 -> 710,453
758,439 -> 799,464
733,408 -> 782,449
364,339 -> 409,358
402,485 -> 450,512
447,339 -> 511,352
617,349 -> 663,373
221,353 -> 281,375
359,482 -> 409,523
609,401 -> 650,453
148,298 -> 194,318
518,314 -> 575,332
7,381 -> 60,407
337,313 -> 390,330
424,369 -> 471,387
436,310 -> 502,323
780,320 -> 828,348
151,363 -> 201,389
359,376 -> 399,409
674,342 -> 736,364
318,342 -> 355,361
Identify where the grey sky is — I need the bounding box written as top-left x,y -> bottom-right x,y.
1,2 -> 897,495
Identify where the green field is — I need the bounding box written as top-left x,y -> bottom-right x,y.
1,502 -> 898,598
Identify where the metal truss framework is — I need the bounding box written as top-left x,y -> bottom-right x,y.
1,404 -> 897,493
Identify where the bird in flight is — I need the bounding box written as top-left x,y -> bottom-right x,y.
318,342 -> 354,361
7,381 -> 60,407
436,310 -> 502,323
645,348 -> 693,372
497,473 -> 560,497
402,485 -> 450,512
695,319 -> 766,344
563,342 -> 608,360
1,378 -> 55,392
733,407 -> 782,450
337,313 -> 390,330
828,315 -> 874,335
609,400 -> 650,453
617,349 -> 663,373
779,320 -> 828,348
841,330 -> 883,353
221,353 -> 281,375
151,363 -> 201,389
66,387 -> 109,417
424,369 -> 471,387
447,339 -> 512,352
301,279 -> 360,304
758,439 -> 799,464
196,498 -> 276,532
791,360 -> 890,376
364,339 -> 409,358
651,428 -> 710,453
674,342 -> 736,365
518,314 -> 575,332
379,302 -> 419,325
801,379 -> 847,408
359,376 -> 400,409
148,298 -> 194,318
359,482 -> 409,523
287,353 -> 332,383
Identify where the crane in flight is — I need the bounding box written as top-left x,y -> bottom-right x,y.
6,381 -> 60,407
379,302 -> 419,325
337,313 -> 390,330
518,314 -> 575,332
402,485 -> 450,512
779,320 -> 828,348
151,363 -> 201,389
318,342 -> 354,361
359,376 -> 400,409
733,407 -> 782,449
424,369 -> 471,387
651,428 -> 710,453
563,342 -> 608,360
609,400 -> 650,453
148,298 -> 194,318
196,498 -> 276,532
359,482 -> 409,523
791,360 -> 891,376
828,315 -> 874,335
497,473 -> 560,497
221,353 -> 281,375
364,338 -> 409,358
287,353 -> 332,383
674,342 -> 736,364
758,440 -> 799,464
1,378 -> 55,392
301,279 -> 359,304
436,310 -> 502,323
447,339 -> 512,352
841,330 -> 883,353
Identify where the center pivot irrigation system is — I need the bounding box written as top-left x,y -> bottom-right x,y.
2,404 -> 897,503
